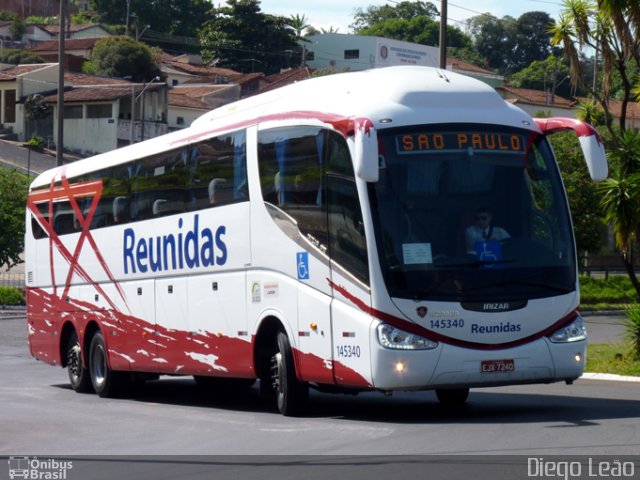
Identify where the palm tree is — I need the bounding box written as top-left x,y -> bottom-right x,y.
551,0 -> 640,295
288,13 -> 310,67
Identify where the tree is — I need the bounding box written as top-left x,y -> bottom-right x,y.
467,12 -> 556,74
550,0 -> 640,295
288,14 -> 310,67
466,14 -> 516,73
509,55 -> 572,98
354,1 -> 472,49
0,49 -> 44,65
548,132 -> 606,257
90,0 -> 211,37
351,1 -> 439,33
0,168 -> 30,269
24,94 -> 52,140
199,0 -> 298,74
86,36 -> 161,82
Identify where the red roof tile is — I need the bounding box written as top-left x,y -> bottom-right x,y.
498,85 -> 574,107
30,38 -> 100,52
0,64 -> 55,81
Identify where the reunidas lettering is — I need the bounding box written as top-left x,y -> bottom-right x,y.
123,214 -> 227,274
471,322 -> 521,334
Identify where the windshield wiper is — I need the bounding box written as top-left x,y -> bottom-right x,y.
436,258 -> 516,269
460,276 -> 573,294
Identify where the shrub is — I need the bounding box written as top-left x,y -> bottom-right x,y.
26,136 -> 44,149
0,286 -> 24,306
624,304 -> 640,360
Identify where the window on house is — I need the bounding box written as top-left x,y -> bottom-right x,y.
177,116 -> 185,125
63,105 -> 83,119
4,89 -> 16,123
344,49 -> 360,60
86,104 -> 112,118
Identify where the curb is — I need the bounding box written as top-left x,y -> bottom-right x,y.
582,372 -> 640,383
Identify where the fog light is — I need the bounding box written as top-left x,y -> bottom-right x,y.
395,361 -> 406,373
574,353 -> 582,362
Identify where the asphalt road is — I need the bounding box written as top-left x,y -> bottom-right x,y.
0,139 -> 80,177
1,314 -> 638,460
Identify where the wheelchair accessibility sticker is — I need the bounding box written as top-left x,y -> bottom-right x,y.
476,240 -> 503,267
297,252 -> 309,280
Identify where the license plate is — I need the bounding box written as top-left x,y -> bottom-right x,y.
481,359 -> 515,373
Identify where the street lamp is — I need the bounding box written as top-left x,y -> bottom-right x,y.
130,76 -> 161,145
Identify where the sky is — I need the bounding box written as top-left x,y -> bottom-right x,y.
255,0 -> 566,34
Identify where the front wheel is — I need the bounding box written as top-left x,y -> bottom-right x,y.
261,330 -> 308,416
66,331 -> 93,393
88,331 -> 126,398
435,387 -> 470,405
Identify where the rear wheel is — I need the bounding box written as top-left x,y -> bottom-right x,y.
261,330 -> 308,416
88,331 -> 126,397
66,331 -> 93,393
435,387 -> 470,405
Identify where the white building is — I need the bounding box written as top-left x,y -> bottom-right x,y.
306,33 -> 439,71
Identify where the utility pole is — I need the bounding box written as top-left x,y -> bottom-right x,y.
56,0 -> 65,166
439,0 -> 447,69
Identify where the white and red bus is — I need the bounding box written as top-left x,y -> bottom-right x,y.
25,66 -> 607,415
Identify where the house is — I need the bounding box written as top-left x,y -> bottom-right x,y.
496,85 -> 576,118
305,33 -> 440,71
39,23 -> 112,40
161,54 -> 268,96
168,84 -> 239,129
446,58 -> 504,88
29,38 -> 101,71
248,66 -> 313,96
41,73 -> 168,155
304,33 -> 504,87
0,62 -> 59,141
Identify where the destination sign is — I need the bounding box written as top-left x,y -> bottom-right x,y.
396,132 -> 526,155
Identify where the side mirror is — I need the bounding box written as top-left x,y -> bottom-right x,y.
534,117 -> 608,181
353,118 -> 379,182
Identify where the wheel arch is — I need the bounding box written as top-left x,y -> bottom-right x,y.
59,321 -> 77,368
253,314 -> 286,379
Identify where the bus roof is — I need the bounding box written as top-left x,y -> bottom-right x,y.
30,66 -> 536,190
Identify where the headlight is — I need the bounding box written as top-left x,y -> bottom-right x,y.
377,324 -> 438,350
548,316 -> 587,343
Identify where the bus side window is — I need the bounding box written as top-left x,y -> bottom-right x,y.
326,131 -> 369,285
187,130 -> 248,210
258,126 -> 328,250
131,148 -> 187,219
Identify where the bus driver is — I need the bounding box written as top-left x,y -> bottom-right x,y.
465,207 -> 510,254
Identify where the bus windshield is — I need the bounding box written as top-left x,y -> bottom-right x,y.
369,124 -> 576,302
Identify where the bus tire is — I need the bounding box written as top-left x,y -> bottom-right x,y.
435,387 -> 470,405
66,330 -> 93,393
88,331 -> 125,398
262,330 -> 308,416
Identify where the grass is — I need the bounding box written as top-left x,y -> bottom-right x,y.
579,274 -> 638,311
586,343 -> 640,377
